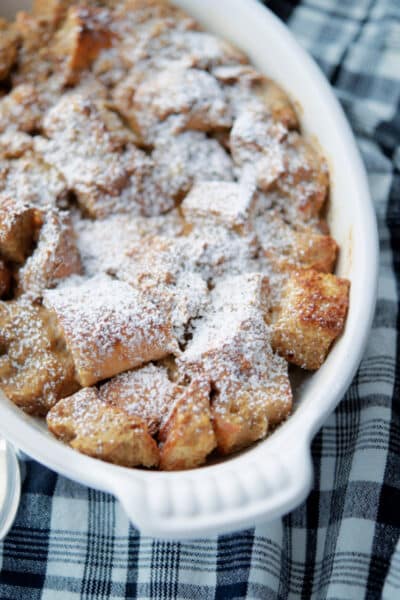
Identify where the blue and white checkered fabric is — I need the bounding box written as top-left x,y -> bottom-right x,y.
1,1 -> 400,598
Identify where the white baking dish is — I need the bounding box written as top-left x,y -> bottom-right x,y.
0,0 -> 378,538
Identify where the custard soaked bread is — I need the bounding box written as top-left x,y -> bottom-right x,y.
0,0 -> 349,470
0,299 -> 78,415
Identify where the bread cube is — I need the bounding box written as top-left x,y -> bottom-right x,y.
255,78 -> 299,130
72,209 -> 183,277
51,6 -> 113,84
0,197 -> 38,263
0,260 -> 11,298
152,131 -> 233,201
0,19 -> 19,81
0,132 -> 33,159
100,363 -> 176,436
0,299 -> 78,415
32,0 -> 74,26
231,111 -> 328,222
230,107 -> 288,191
271,269 -> 350,370
47,387 -> 159,468
13,12 -> 54,86
1,149 -> 68,210
17,210 -> 82,297
43,275 -> 179,387
115,66 -> 231,143
275,132 -> 329,223
254,209 -> 337,274
180,274 -> 292,454
159,379 -> 216,470
294,229 -> 337,273
182,181 -> 256,231
38,94 -> 173,217
118,235 -> 210,345
0,85 -> 45,134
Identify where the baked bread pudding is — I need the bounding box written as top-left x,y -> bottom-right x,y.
0,0 -> 350,470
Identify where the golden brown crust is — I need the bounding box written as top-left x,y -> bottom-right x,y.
0,300 -> 78,415
159,379 -> 216,470
37,94 -> 172,218
32,0 -> 75,26
17,209 -> 82,297
50,5 -> 113,85
0,85 -> 46,135
0,19 -> 19,81
100,363 -> 176,436
271,269 -> 350,370
276,133 -> 329,223
255,78 -> 299,130
294,229 -> 338,273
255,209 -> 338,274
43,275 -> 179,387
0,198 -> 38,263
179,274 -> 292,455
13,12 -> 55,86
47,387 -> 160,467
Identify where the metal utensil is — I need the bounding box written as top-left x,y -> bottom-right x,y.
0,439 -> 21,540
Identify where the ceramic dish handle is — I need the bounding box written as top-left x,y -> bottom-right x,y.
111,434 -> 314,538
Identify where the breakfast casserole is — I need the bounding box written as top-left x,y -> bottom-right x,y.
0,0 -> 350,470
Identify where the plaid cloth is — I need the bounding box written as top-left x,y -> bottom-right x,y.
1,0 -> 400,598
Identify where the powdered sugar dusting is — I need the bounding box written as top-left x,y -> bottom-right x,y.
0,0 -> 338,468
43,275 -> 178,385
100,363 -> 177,435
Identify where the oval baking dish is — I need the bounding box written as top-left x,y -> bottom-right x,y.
0,0 -> 378,538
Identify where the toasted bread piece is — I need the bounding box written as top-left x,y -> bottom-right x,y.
152,131 -> 233,201
0,198 -> 38,263
182,181 -> 256,232
159,379 -> 216,470
43,275 -> 178,387
179,274 -> 292,454
51,5 -> 113,85
271,269 -> 350,370
0,85 -> 46,134
255,78 -> 299,130
275,132 -> 329,223
0,260 -> 11,298
118,235 -> 210,345
47,387 -> 159,468
0,132 -> 33,159
254,208 -> 337,274
32,0 -> 74,26
231,110 -> 328,223
72,209 -> 183,276
114,65 -> 231,143
38,94 -> 173,217
121,27 -> 245,79
100,363 -> 176,435
13,12 -> 54,86
17,210 -> 82,297
293,229 -> 337,273
0,299 -> 78,415
0,19 -> 19,81
214,66 -> 298,130
1,148 -> 68,210
230,107 -> 288,191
